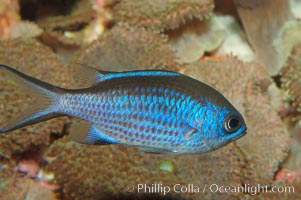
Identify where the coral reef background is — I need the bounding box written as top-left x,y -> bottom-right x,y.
0,0 -> 301,199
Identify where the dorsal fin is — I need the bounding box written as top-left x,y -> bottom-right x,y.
73,63 -> 181,88
73,63 -> 106,88
99,70 -> 181,81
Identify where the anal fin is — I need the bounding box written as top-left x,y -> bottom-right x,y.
137,146 -> 178,154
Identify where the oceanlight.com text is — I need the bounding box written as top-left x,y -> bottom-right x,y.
125,183 -> 294,196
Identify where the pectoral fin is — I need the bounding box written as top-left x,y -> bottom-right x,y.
183,128 -> 198,141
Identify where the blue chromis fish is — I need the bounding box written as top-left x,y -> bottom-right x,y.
0,64 -> 247,154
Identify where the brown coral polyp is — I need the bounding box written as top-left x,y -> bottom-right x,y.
281,45 -> 301,112
113,0 -> 214,31
0,39 -> 69,158
233,0 -> 292,75
37,0 -> 96,48
69,26 -> 179,79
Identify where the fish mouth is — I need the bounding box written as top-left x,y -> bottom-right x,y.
242,126 -> 248,136
235,128 -> 247,140
240,131 -> 247,138
230,127 -> 247,142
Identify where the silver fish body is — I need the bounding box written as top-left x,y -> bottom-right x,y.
0,64 -> 247,154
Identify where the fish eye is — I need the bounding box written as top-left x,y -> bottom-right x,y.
223,114 -> 242,134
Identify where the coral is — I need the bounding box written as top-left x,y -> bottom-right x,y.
94,0 -> 121,7
282,120 -> 301,172
44,137 -> 189,200
273,20 -> 301,73
113,0 -> 214,32
22,179 -> 58,200
167,16 -> 225,64
0,157 -> 17,193
267,168 -> 301,200
43,136 -> 245,200
175,144 -> 244,200
291,0 -> 301,19
0,0 -> 20,39
233,0 -> 292,75
0,2 -> 300,199
0,50 -> 287,199
16,156 -> 60,191
214,0 -> 238,16
9,21 -> 43,39
37,0 -> 97,48
212,15 -> 255,62
42,56 -> 289,200
281,45 -> 301,112
18,159 -> 40,178
0,158 -> 57,200
0,176 -> 58,200
0,39 -> 70,158
275,168 -> 301,185
240,75 -> 289,184
183,56 -> 290,186
69,26 -> 179,80
37,1 -> 94,31
281,47 -> 301,195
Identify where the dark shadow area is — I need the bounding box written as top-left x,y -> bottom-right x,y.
20,0 -> 80,21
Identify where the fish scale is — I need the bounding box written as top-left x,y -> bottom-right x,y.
94,88 -> 184,145
60,86 -> 189,148
0,64 -> 247,154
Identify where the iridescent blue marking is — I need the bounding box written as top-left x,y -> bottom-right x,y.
97,70 -> 181,82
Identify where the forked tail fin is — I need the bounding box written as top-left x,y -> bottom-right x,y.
0,64 -> 63,133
